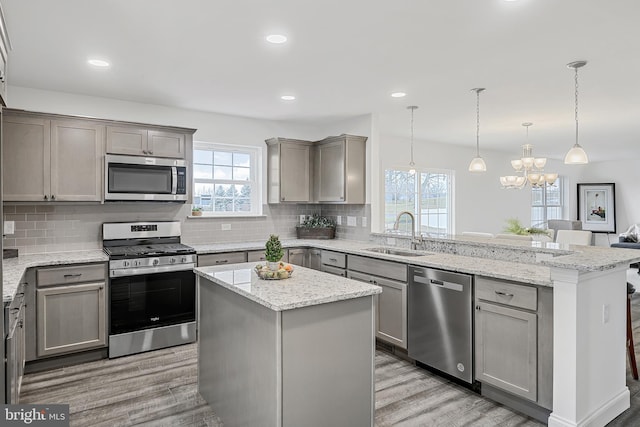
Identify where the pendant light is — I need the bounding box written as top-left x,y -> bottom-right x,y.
468,88 -> 487,172
564,61 -> 589,164
407,105 -> 418,175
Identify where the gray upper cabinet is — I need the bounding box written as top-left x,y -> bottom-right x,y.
314,134 -> 367,204
106,125 -> 186,159
266,138 -> 313,203
3,112 -> 103,202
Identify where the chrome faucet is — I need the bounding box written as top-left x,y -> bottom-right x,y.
393,211 -> 421,250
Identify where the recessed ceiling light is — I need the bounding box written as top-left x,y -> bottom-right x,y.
391,92 -> 407,98
266,34 -> 287,44
281,95 -> 296,101
87,58 -> 110,67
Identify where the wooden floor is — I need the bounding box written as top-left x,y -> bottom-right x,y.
20,292 -> 640,426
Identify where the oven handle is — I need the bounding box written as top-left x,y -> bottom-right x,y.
110,263 -> 196,278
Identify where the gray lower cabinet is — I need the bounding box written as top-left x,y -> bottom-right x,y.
308,249 -> 322,271
320,250 -> 346,277
36,264 -> 107,358
287,248 -> 307,267
347,254 -> 408,349
5,284 -> 26,403
474,276 -> 553,412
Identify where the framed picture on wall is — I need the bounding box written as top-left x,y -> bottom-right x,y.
577,183 -> 616,233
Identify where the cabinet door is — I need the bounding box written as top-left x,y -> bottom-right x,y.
308,249 -> 322,271
279,143 -> 310,202
3,115 -> 51,201
475,301 -> 537,401
50,120 -> 104,201
288,248 -> 307,267
317,140 -> 345,202
106,126 -> 147,156
37,282 -> 107,357
148,130 -> 186,159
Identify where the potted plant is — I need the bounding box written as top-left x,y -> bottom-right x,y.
265,234 -> 284,269
296,214 -> 336,239
191,206 -> 203,216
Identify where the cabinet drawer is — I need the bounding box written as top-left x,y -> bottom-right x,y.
347,254 -> 407,282
37,263 -> 106,287
476,276 -> 537,311
321,251 -> 346,268
198,252 -> 247,267
321,265 -> 346,277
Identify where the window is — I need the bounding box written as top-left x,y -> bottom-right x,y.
192,142 -> 262,216
384,169 -> 454,236
531,177 -> 563,228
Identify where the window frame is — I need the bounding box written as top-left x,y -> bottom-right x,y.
531,177 -> 564,228
383,167 -> 455,236
192,141 -> 263,217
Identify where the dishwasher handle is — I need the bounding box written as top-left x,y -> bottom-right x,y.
412,275 -> 464,292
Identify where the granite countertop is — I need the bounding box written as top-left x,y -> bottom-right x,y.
195,262 -> 382,311
2,250 -> 109,302
193,239 -> 555,286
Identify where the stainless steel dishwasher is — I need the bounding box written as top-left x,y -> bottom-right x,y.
408,266 -> 473,383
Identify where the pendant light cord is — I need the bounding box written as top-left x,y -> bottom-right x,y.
476,90 -> 481,156
574,66 -> 579,146
410,107 -> 415,164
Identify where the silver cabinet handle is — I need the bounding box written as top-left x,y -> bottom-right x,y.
44,195 -> 48,200
215,260 -> 228,264
148,151 -> 153,155
495,290 -> 514,297
329,258 -> 338,262
476,305 -> 481,311
51,195 -> 56,200
64,273 -> 83,278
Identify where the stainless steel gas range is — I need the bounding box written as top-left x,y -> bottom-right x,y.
103,221 -> 196,358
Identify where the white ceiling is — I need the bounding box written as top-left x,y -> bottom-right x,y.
3,0 -> 640,162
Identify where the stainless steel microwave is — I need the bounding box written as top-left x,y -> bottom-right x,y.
104,154 -> 188,201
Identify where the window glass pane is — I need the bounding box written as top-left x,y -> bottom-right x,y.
214,151 -> 233,166
213,166 -> 232,180
233,152 -> 251,167
531,187 -> 543,205
194,150 -> 212,164
194,164 -> 213,180
546,186 -> 561,205
233,167 -> 250,181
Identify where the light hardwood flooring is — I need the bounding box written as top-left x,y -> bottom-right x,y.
20,292 -> 640,426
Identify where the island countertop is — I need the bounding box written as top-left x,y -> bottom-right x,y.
195,262 -> 382,311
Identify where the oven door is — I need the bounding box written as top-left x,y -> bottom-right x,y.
109,269 -> 195,335
105,154 -> 187,201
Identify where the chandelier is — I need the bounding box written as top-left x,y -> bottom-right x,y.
499,123 -> 558,189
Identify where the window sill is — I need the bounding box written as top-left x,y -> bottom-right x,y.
187,214 -> 267,219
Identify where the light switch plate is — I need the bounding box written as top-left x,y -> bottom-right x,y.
221,224 -> 231,231
336,216 -> 342,226
347,216 -> 357,227
4,221 -> 15,235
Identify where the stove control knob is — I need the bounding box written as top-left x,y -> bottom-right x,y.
181,257 -> 188,263
123,261 -> 130,267
170,258 -> 176,264
153,259 -> 159,266
133,260 -> 139,267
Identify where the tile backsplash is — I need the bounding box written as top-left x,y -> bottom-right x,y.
3,203 -> 371,254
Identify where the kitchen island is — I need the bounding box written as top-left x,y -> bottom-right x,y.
195,262 -> 381,427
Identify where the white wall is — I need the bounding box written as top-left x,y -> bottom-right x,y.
376,133 -> 532,235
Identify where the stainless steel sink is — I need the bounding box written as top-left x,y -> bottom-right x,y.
364,247 -> 430,257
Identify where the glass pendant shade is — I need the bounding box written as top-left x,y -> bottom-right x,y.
468,156 -> 487,172
564,143 -> 589,164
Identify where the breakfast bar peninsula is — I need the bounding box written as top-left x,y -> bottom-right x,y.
195,263 -> 381,427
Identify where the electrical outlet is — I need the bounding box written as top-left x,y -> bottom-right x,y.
362,217 -> 368,227
221,224 -> 232,231
4,220 -> 15,235
299,215 -> 306,224
336,216 -> 342,226
347,216 -> 357,227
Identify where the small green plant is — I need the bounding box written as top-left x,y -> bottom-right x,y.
191,206 -> 202,212
503,218 -> 547,235
264,234 -> 284,262
300,214 -> 336,228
